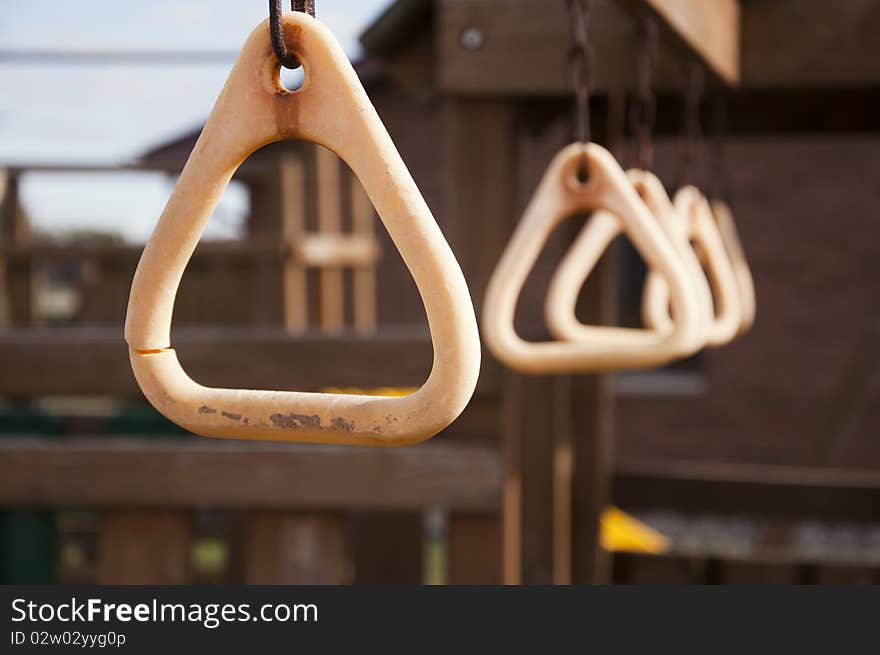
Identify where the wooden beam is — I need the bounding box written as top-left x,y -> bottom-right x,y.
444,96 -> 520,581
438,0 -> 738,96
0,438 -> 502,512
622,0 -> 740,86
0,327 -> 435,397
97,511 -> 191,584
244,513 -> 351,584
350,175 -> 379,333
614,458 -> 880,521
281,154 -> 309,332
438,0 -> 880,93
315,147 -> 345,332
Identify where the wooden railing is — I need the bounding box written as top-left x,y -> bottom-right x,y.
3,231 -> 880,584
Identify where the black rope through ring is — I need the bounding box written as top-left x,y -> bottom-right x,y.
269,0 -> 316,70
566,0 -> 593,146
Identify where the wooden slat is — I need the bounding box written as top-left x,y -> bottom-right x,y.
0,326 -> 435,396
622,0 -> 740,85
0,241 -> 284,261
0,438 -> 501,511
436,0 -> 880,93
98,511 -> 191,584
315,147 -> 344,332
501,373 -> 523,585
445,96 -> 519,581
294,233 -> 380,268
438,0 -> 734,95
350,512 -> 423,583
281,155 -> 309,332
245,513 -> 351,584
448,514 -> 501,584
614,459 -> 880,520
721,559 -> 798,584
444,97 -> 514,435
741,0 -> 880,89
350,175 -> 378,333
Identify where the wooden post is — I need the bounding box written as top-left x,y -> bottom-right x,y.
1,172 -> 32,326
446,97 -> 522,582
448,514 -> 501,584
98,511 -> 191,584
315,147 -> 344,332
281,154 -> 309,332
244,513 -> 351,584
350,175 -> 378,333
569,251 -> 617,584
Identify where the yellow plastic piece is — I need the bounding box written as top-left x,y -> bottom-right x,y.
600,506 -> 670,554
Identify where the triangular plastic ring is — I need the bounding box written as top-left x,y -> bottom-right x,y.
545,169 -> 714,348
124,13 -> 480,446
642,186 -> 742,346
482,143 -> 703,374
711,199 -> 756,336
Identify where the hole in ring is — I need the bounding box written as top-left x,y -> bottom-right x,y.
565,154 -> 592,192
279,64 -> 306,92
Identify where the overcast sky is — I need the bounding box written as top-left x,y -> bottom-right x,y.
0,0 -> 392,241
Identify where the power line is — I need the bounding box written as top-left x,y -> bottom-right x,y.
0,49 -> 240,65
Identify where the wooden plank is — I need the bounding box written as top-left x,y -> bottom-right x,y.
316,147 -> 345,332
438,0 -> 732,95
0,326 -> 436,396
350,512 -> 423,583
515,374 -> 559,585
721,559 -> 798,585
295,233 -> 380,268
0,438 -> 501,511
448,514 -> 501,584
0,241 -> 284,260
569,236 -> 618,585
741,0 -> 880,89
500,373 -> 523,584
445,96 -> 519,581
444,98 -> 515,418
614,459 -> 880,521
244,512 -> 350,584
615,552 -> 708,584
350,175 -> 378,333
97,511 -> 191,584
437,0 -> 880,93
281,155 -> 309,332
623,0 -> 740,85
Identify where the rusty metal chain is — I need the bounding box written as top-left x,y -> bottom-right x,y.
630,13 -> 658,170
680,59 -> 705,185
710,94 -> 730,200
269,0 -> 316,70
567,0 -> 594,144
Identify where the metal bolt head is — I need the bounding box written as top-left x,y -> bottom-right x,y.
459,26 -> 485,52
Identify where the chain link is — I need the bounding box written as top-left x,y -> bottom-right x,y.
710,94 -> 730,200
629,13 -> 658,170
566,0 -> 593,144
680,60 -> 705,185
269,0 -> 316,71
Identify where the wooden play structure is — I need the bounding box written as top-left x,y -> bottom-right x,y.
1,0 -> 880,585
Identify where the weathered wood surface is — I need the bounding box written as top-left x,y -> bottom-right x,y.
0,327 -> 438,397
615,459 -> 880,520
0,437 -> 502,511
439,0 -> 736,94
97,511 -> 191,584
245,513 -> 351,584
621,0 -> 740,85
437,0 -> 880,94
